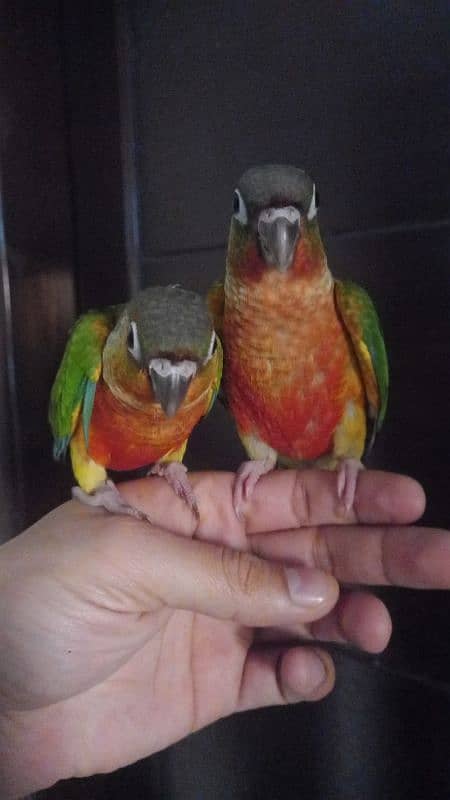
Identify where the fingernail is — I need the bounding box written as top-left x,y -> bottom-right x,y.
283,652 -> 328,703
285,567 -> 331,607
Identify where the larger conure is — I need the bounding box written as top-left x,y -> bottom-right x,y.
210,164 -> 388,516
49,285 -> 222,519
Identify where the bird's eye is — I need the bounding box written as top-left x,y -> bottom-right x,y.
232,189 -> 248,225
127,321 -> 141,363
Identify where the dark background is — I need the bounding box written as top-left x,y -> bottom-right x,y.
1,1 -> 449,797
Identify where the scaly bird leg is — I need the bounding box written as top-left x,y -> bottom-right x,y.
149,462 -> 199,519
72,480 -> 153,524
336,458 -> 365,512
233,455 -> 277,520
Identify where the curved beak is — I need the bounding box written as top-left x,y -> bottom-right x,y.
149,359 -> 197,418
258,206 -> 301,271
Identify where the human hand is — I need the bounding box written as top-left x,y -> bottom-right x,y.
1,468 -> 446,798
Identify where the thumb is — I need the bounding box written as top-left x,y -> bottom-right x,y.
101,525 -> 339,626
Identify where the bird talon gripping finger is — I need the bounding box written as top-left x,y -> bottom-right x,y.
148,462 -> 200,519
232,456 -> 277,518
208,165 -> 388,512
336,458 -> 365,513
49,286 -> 223,521
72,480 -> 153,524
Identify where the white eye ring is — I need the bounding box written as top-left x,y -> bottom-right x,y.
127,320 -> 142,363
307,183 -> 318,221
205,330 -> 216,362
232,189 -> 248,225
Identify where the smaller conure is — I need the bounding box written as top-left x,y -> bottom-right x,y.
209,164 -> 388,516
49,285 -> 222,520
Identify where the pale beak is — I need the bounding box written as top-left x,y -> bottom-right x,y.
149,358 -> 197,418
258,206 -> 301,271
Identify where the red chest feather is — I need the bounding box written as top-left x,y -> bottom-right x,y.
88,380 -> 206,470
224,272 -> 363,461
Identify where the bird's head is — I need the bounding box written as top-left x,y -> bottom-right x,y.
103,286 -> 218,417
228,164 -> 324,279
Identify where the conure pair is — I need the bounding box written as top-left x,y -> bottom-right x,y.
49,165 -> 388,519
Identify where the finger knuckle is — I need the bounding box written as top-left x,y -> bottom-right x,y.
379,526 -> 397,584
292,471 -> 313,527
311,527 -> 334,574
220,547 -> 266,598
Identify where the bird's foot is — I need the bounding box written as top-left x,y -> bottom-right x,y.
149,462 -> 199,519
336,458 -> 364,512
72,480 -> 152,524
233,456 -> 276,520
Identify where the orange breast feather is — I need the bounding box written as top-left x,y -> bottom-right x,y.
88,364 -> 215,471
224,270 -> 364,462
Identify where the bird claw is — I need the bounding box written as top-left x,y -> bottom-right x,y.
233,457 -> 276,519
72,480 -> 153,524
336,458 -> 364,512
149,462 -> 199,519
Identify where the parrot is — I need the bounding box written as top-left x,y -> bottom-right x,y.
209,164 -> 388,516
49,285 -> 222,520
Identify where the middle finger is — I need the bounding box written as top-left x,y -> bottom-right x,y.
251,524 -> 450,588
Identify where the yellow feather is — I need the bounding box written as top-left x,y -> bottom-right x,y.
159,439 -> 188,464
333,400 -> 366,461
70,423 -> 106,493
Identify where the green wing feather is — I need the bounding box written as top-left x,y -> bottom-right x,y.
48,309 -> 116,460
335,280 -> 389,453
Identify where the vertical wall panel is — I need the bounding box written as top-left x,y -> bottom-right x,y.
0,1 -> 78,526
62,0 -> 129,310
0,178 -> 21,541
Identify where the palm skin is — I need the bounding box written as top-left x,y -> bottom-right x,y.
2,468 -> 448,798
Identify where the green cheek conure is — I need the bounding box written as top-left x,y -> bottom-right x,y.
49,285 -> 222,520
208,164 -> 388,517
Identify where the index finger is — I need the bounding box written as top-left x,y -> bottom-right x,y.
244,469 -> 425,534
119,469 -> 425,543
